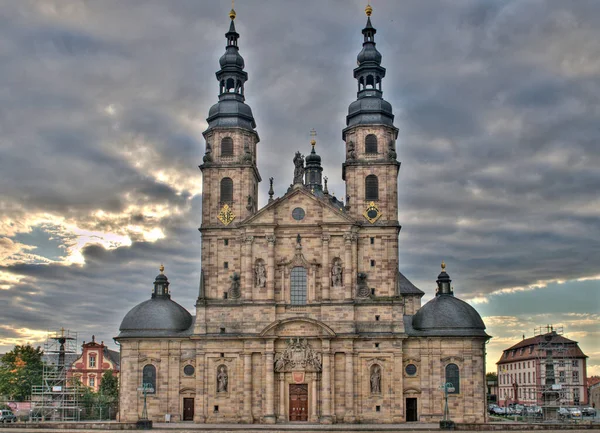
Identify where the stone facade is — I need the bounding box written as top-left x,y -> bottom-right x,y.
116,6 -> 490,425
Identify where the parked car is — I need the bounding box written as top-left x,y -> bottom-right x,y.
492,406 -> 507,415
568,407 -> 582,418
581,407 -> 596,416
488,404 -> 499,414
558,407 -> 571,419
524,405 -> 542,417
0,410 -> 16,423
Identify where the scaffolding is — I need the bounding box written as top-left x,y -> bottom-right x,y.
30,329 -> 80,421
534,325 -> 577,421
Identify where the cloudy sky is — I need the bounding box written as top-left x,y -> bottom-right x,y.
0,0 -> 599,376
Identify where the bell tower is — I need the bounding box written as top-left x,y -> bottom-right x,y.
200,7 -> 261,229
342,4 -> 400,225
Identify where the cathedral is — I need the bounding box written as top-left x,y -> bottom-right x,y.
116,5 -> 490,424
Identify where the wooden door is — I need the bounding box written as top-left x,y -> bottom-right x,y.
406,397 -> 418,422
183,397 -> 194,421
289,384 -> 308,421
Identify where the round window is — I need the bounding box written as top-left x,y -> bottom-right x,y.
292,207 -> 305,221
405,364 -> 417,376
183,365 -> 195,376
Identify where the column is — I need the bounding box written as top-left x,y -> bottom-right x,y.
344,233 -> 352,299
351,233 -> 358,289
278,373 -> 286,422
194,351 -> 206,422
310,374 -> 318,422
321,339 -> 332,423
244,236 -> 254,299
264,341 -> 276,424
321,235 -> 330,300
345,346 -> 355,422
266,235 -> 276,300
243,353 -> 252,423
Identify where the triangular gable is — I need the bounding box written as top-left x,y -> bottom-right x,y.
240,187 -> 356,226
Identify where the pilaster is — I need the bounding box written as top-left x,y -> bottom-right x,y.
321,235 -> 330,300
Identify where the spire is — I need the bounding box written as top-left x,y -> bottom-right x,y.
204,7 -> 257,134
305,129 -> 323,191
436,261 -> 454,296
152,264 -> 171,299
343,4 -> 396,138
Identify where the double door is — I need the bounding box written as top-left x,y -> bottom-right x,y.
289,384 -> 308,421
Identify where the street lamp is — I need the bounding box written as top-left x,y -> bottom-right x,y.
136,383 -> 154,430
439,382 -> 456,430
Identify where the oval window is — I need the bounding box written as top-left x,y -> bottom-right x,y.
183,365 -> 195,376
405,364 -> 417,376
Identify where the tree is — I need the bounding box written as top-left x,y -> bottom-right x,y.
486,372 -> 498,382
0,344 -> 44,401
99,370 -> 118,402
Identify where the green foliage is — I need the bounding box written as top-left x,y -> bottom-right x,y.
76,371 -> 119,420
486,372 -> 498,381
0,344 -> 44,401
99,370 -> 118,401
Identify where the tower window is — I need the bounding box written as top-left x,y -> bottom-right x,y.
142,364 -> 156,394
220,177 -> 233,203
224,239 -> 229,246
221,137 -> 234,157
370,259 -> 376,267
223,261 -> 228,269
370,237 -> 375,244
225,78 -> 235,93
365,175 -> 379,200
365,134 -> 378,154
290,266 -> 307,305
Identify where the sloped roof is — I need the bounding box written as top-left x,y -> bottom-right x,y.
397,271 -> 424,296
497,331 -> 588,364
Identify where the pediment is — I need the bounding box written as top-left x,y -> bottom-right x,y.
241,187 -> 355,227
260,317 -> 336,338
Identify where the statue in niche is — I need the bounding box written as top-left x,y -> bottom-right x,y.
356,272 -> 370,298
293,151 -> 305,184
347,141 -> 356,160
370,364 -> 381,394
246,195 -> 254,212
203,141 -> 213,163
217,365 -> 228,393
228,272 -> 241,299
387,139 -> 397,160
242,140 -> 252,162
255,260 -> 266,288
331,259 -> 343,287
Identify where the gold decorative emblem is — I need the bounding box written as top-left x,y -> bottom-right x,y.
363,201 -> 382,224
217,204 -> 236,225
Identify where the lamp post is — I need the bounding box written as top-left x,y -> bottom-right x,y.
136,383 -> 154,429
439,382 -> 455,430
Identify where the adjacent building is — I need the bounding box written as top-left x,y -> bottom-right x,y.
496,330 -> 588,407
116,5 -> 490,424
69,336 -> 120,392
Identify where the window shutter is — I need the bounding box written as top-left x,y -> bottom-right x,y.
220,178 -> 233,203
221,137 -> 234,156
365,134 -> 378,154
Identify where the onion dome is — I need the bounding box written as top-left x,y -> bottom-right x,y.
411,262 -> 488,337
204,8 -> 257,134
118,265 -> 193,338
305,131 -> 323,191
343,4 -> 397,139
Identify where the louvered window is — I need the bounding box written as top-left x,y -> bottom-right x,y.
220,177 -> 233,203
365,175 -> 379,201
221,137 -> 234,156
365,134 -> 378,154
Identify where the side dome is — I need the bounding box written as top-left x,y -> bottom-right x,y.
119,298 -> 192,333
413,295 -> 486,332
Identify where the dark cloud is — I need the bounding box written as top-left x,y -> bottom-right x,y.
0,1 -> 599,370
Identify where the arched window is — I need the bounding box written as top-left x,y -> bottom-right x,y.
366,75 -> 375,89
445,363 -> 460,394
226,78 -> 235,92
365,175 -> 379,201
142,364 -> 156,394
365,134 -> 378,154
221,137 -> 234,157
290,266 -> 307,305
220,177 -> 233,203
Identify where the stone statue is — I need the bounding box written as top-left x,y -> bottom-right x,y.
203,141 -> 213,163
217,365 -> 228,393
331,259 -> 343,287
387,139 -> 397,160
293,151 -> 305,184
347,141 -> 356,160
255,260 -> 266,288
246,195 -> 254,212
356,272 -> 370,298
242,140 -> 252,162
228,272 -> 241,299
370,364 -> 381,394
274,338 -> 322,372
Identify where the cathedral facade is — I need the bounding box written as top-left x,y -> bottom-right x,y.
116,5 -> 490,424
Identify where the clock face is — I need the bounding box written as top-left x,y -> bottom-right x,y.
217,204 -> 236,225
363,201 -> 382,224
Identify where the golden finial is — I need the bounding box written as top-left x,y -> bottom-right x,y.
441,260 -> 446,272
365,3 -> 373,17
310,128 -> 317,146
159,264 -> 165,274
229,0 -> 236,20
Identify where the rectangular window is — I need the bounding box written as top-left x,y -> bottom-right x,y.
89,355 -> 96,368
89,377 -> 95,387
559,371 -> 565,383
572,360 -> 578,367
224,261 -> 228,269
519,372 -> 521,383
370,237 -> 375,245
559,360 -> 565,367
573,371 -> 579,382
528,371 -> 531,383
290,266 -> 307,305
370,259 -> 375,267
224,239 -> 229,246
